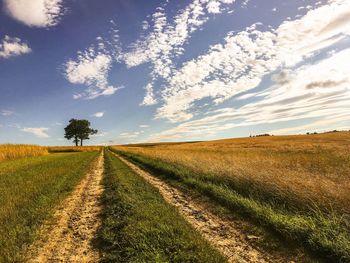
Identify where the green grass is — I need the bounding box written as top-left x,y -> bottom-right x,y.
0,151 -> 98,262
96,149 -> 225,262
111,148 -> 350,263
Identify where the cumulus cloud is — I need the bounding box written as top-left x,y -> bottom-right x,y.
92,111 -> 104,118
149,0 -> 350,122
0,36 -> 31,59
22,127 -> 49,138
4,0 -> 64,27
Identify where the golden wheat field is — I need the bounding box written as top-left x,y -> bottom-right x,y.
0,145 -> 102,161
114,131 -> 350,214
0,144 -> 48,161
48,146 -> 102,153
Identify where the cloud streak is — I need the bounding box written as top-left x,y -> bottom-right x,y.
92,111 -> 104,118
21,127 -> 49,138
148,47 -> 350,141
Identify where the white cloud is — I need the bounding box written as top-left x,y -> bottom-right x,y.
64,31 -> 123,99
65,55 -> 120,99
119,131 -> 143,139
4,0 -> 64,27
92,111 -> 104,118
148,47 -> 350,141
65,53 -> 117,99
151,0 -> 350,122
22,127 -> 49,138
139,124 -> 149,128
140,83 -> 157,105
124,0 -> 235,105
1,110 -> 15,116
207,1 -> 221,14
0,36 -> 31,59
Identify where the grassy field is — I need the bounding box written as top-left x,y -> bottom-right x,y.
97,149 -> 225,262
0,151 -> 98,262
0,144 -> 48,161
111,132 -> 350,262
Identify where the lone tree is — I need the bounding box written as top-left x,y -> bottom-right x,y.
64,119 -> 98,146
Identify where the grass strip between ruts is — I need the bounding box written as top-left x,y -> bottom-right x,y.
96,149 -> 225,262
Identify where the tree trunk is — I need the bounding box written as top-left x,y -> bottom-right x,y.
80,139 -> 83,146
75,136 -> 78,146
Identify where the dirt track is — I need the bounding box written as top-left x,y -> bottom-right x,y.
113,152 -> 295,263
26,152 -> 104,262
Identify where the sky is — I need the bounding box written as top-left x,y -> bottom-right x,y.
0,0 -> 349,146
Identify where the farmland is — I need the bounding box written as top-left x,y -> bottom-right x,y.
112,132 -> 350,262
3,0 -> 350,262
1,133 -> 350,262
0,150 -> 99,262
98,150 -> 224,262
0,144 -> 48,161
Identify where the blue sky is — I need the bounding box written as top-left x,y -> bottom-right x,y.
0,0 -> 349,145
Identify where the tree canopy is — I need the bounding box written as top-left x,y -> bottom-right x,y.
64,119 -> 98,146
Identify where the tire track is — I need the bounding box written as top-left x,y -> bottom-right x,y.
26,152 -> 104,262
112,152 -> 295,263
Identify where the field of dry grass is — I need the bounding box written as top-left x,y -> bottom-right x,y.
0,144 -> 48,161
115,132 -> 350,214
113,132 -> 350,261
48,146 -> 102,153
0,145 -> 102,161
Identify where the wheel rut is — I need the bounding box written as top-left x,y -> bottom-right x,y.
113,152 -> 295,263
26,152 -> 104,263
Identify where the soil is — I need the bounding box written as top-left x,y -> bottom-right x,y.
26,152 -> 104,262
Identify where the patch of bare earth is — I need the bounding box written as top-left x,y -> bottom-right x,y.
26,152 -> 104,263
114,153 -> 299,263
